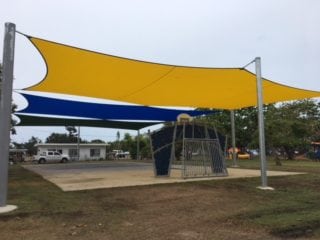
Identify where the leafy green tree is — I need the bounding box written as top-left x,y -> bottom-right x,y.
195,109 -> 231,136
90,139 -> 105,143
25,136 -> 41,155
234,107 -> 258,149
199,100 -> 320,160
116,131 -> 121,150
197,107 -> 258,149
46,126 -> 89,143
46,133 -> 78,143
12,136 -> 41,155
121,133 -> 134,152
262,100 -> 320,159
65,126 -> 77,137
107,141 -> 118,151
140,137 -> 151,159
130,134 -> 151,159
111,132 -> 151,159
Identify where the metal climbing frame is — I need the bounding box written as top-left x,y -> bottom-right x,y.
150,121 -> 228,178
182,138 -> 228,178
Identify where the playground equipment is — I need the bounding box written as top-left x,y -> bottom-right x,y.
150,119 -> 228,179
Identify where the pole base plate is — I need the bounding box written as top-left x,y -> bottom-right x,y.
0,205 -> 18,213
257,186 -> 274,191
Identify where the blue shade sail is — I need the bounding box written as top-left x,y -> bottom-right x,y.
18,93 -> 214,121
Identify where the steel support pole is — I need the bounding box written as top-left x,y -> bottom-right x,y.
182,123 -> 186,178
230,110 -> 238,167
0,23 -> 16,207
137,130 -> 140,160
255,57 -> 271,189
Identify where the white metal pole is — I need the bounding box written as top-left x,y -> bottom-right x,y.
255,57 -> 271,189
182,123 -> 186,178
0,23 -> 16,208
230,110 -> 238,167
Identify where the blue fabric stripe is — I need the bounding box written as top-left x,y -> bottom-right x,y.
18,93 -> 214,121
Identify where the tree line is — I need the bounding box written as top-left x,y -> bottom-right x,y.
198,99 -> 320,159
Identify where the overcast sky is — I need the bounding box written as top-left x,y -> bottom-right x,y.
1,0 -> 320,143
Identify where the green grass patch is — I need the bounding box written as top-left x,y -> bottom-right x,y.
230,174 -> 320,238
3,162 -> 320,239
227,157 -> 320,173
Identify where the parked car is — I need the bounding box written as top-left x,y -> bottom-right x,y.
248,149 -> 259,156
112,150 -> 130,159
34,151 -> 69,164
237,151 -> 251,159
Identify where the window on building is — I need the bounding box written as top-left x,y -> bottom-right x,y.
47,148 -> 62,154
69,149 -> 78,157
90,149 -> 100,157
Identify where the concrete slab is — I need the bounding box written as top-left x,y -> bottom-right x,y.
22,161 -> 303,191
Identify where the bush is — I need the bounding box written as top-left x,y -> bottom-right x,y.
306,151 -> 316,160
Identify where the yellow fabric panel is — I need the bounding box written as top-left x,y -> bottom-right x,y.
26,37 -> 320,109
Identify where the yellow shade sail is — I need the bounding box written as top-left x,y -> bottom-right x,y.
26,37 -> 320,109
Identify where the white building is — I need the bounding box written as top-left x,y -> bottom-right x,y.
36,143 -> 108,161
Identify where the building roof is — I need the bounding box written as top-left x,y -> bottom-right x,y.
36,143 -> 109,147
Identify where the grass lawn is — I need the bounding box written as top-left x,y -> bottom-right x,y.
1,159 -> 320,239
226,157 -> 320,173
